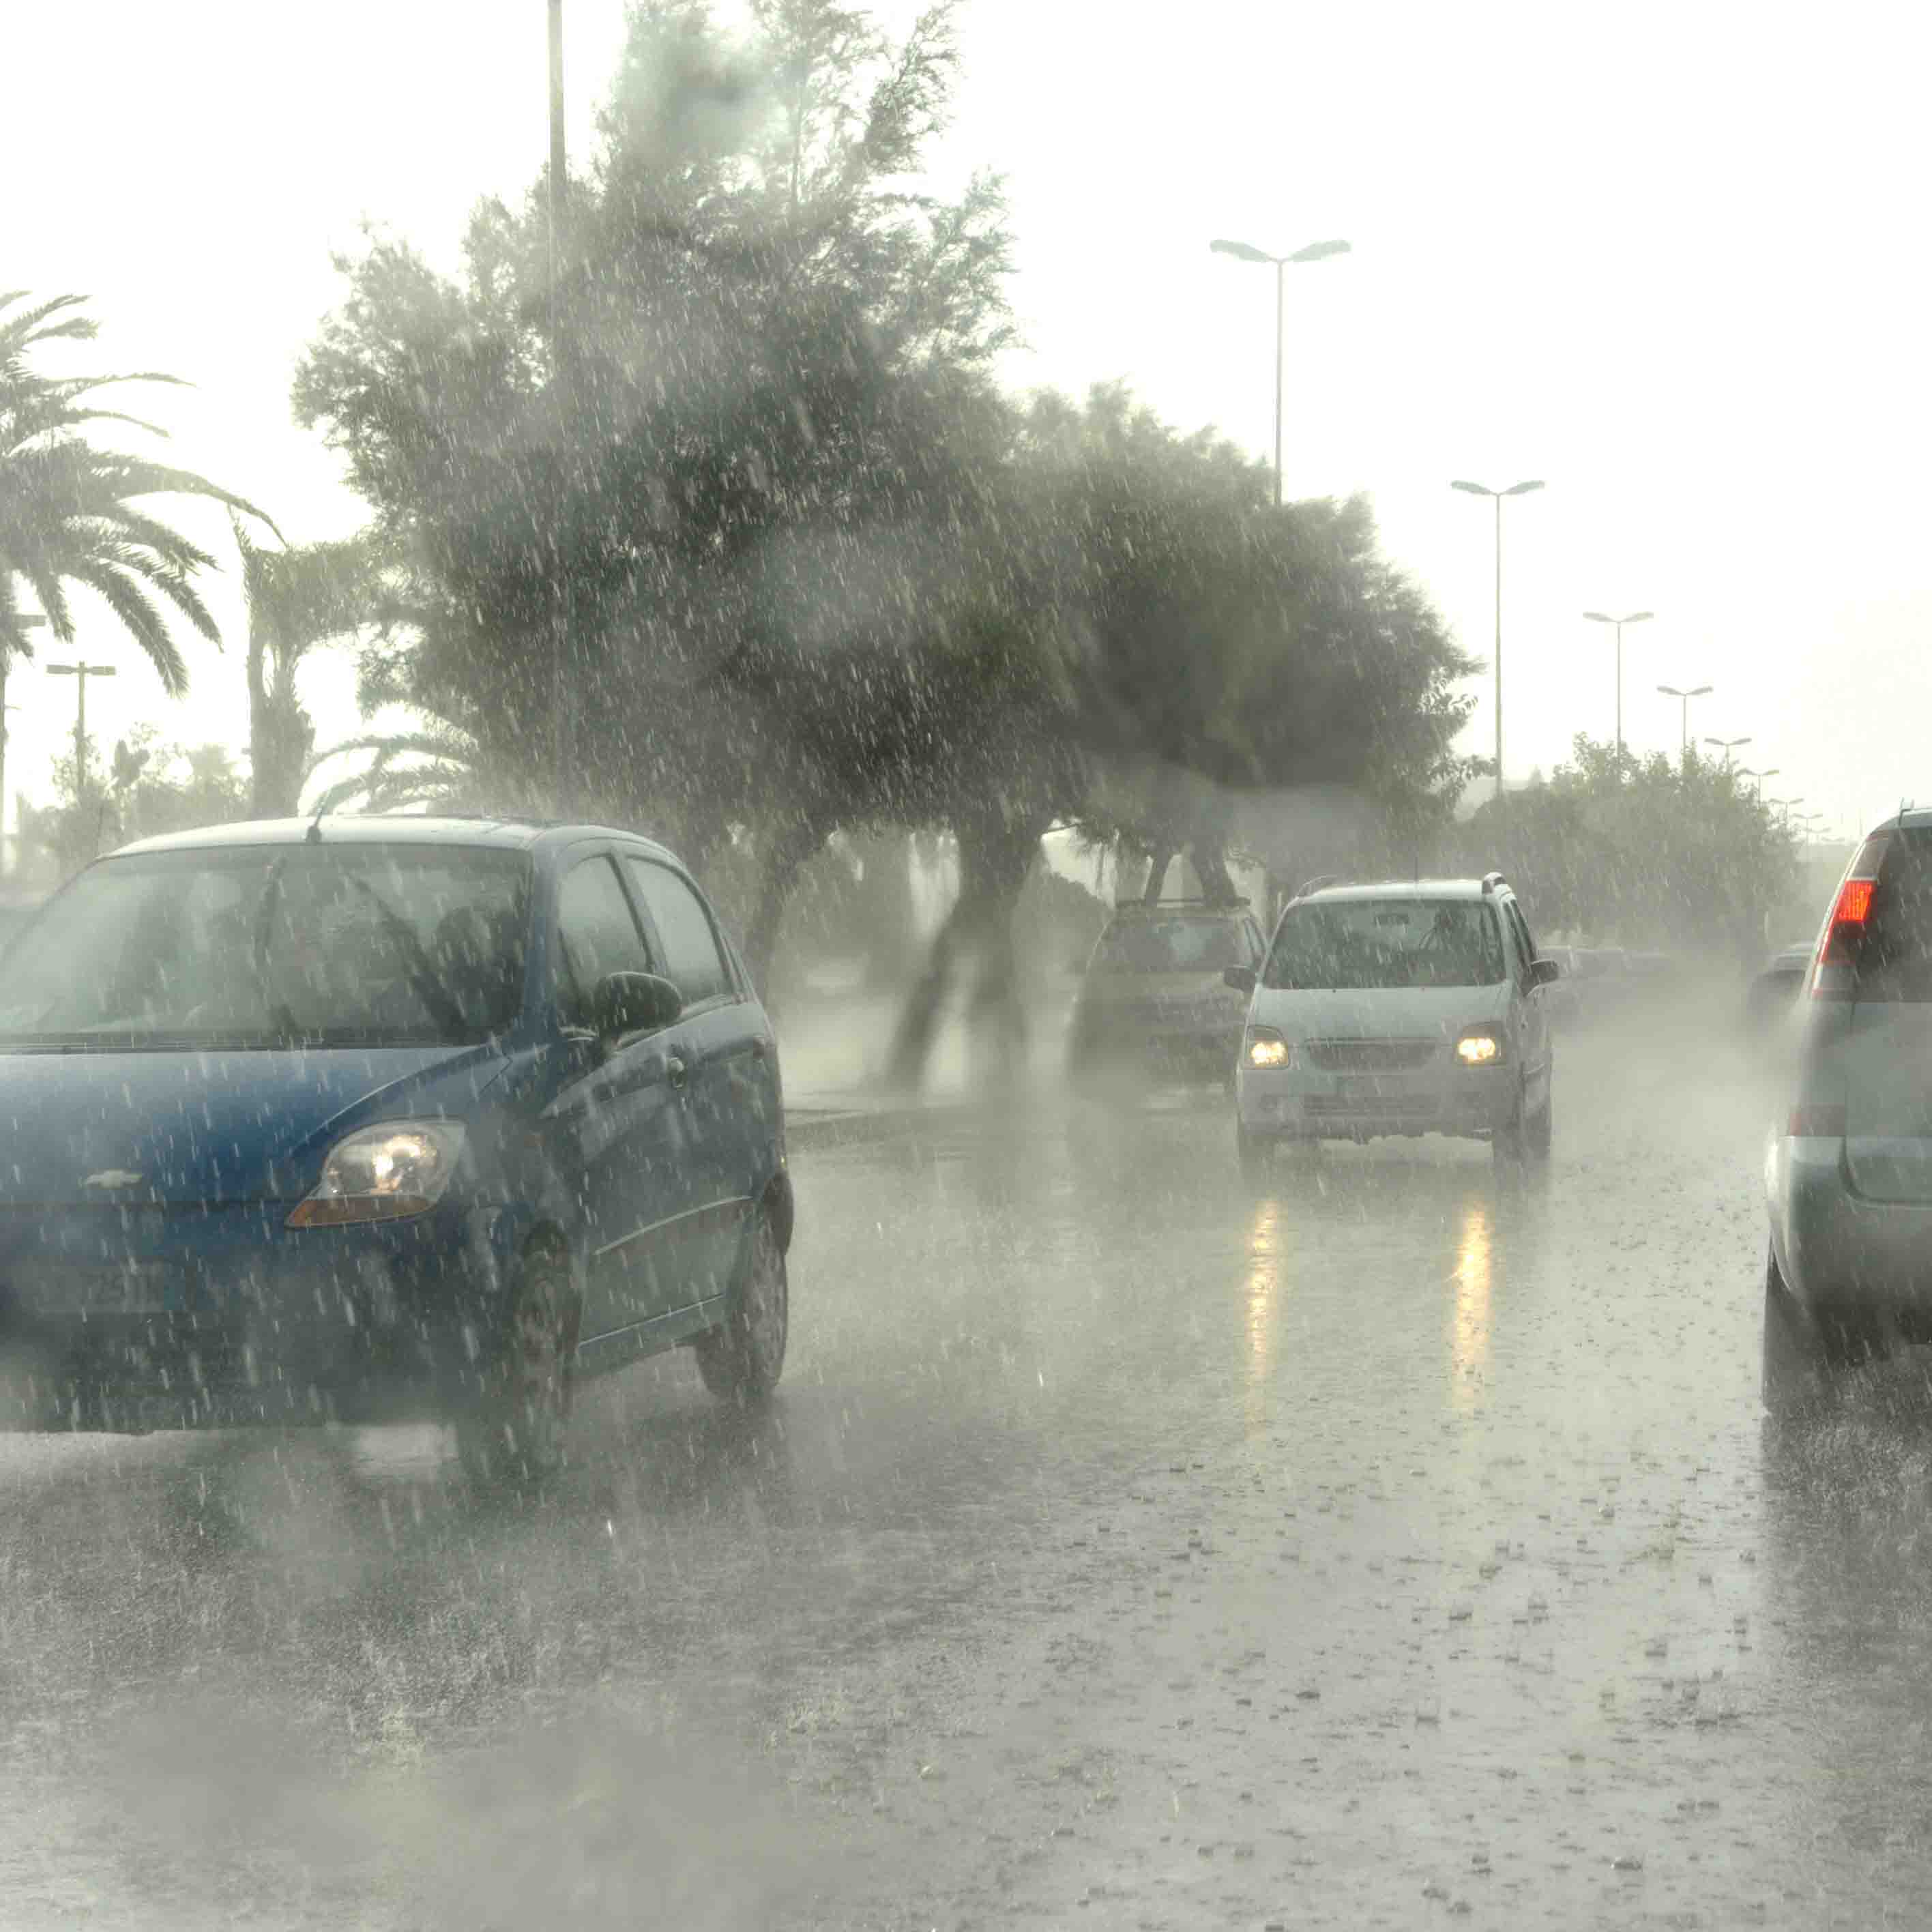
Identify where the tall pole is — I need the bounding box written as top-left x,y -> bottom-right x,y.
1615,624 -> 1624,757
1453,481 -> 1542,806
1272,260 -> 1284,509
1493,494 -> 1503,802
1210,237 -> 1349,509
548,0 -> 576,817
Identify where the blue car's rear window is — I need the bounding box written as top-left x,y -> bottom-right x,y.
0,845 -> 532,1049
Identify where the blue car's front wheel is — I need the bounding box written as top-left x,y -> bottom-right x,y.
696,1207 -> 787,1407
455,1242 -> 576,1480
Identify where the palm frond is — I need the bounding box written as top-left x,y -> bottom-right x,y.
63,563 -> 189,694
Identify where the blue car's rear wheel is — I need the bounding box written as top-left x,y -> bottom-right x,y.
696,1206 -> 787,1407
456,1244 -> 576,1480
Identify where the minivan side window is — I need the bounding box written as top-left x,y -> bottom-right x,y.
555,856 -> 654,1029
627,860 -> 732,1008
1505,901 -> 1537,980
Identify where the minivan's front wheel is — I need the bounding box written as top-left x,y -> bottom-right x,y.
456,1244 -> 576,1482
697,1207 -> 788,1407
1525,1087 -> 1552,1159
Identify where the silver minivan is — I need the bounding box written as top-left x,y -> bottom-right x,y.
1227,875 -> 1559,1174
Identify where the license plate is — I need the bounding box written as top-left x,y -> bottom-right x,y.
6,1261 -> 186,1316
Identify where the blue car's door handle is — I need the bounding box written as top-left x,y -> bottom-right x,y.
667,1054 -> 688,1091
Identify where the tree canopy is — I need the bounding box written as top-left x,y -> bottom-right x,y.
1456,736 -> 1800,961
292,0 -> 1480,1015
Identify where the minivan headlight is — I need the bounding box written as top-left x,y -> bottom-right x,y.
1246,1027 -> 1293,1070
287,1121 -> 466,1228
1454,1027 -> 1505,1067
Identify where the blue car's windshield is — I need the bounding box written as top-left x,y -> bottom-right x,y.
1265,898 -> 1506,991
0,845 -> 531,1049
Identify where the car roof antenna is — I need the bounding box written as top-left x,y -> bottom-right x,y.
305,797 -> 326,845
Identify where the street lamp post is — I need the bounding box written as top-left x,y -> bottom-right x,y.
1581,610 -> 1652,759
1656,682 -> 1711,756
1452,480 -> 1546,801
1703,734 -> 1751,768
45,661 -> 117,795
1209,236 -> 1351,508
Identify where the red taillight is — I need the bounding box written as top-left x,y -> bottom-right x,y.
1787,1103 -> 1847,1137
1813,870 -> 1880,993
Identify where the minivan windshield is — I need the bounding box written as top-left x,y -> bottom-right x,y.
1265,897 -> 1506,991
1093,916 -> 1250,975
0,845 -> 531,1049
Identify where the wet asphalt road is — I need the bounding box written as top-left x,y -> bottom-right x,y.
6,1006 -> 1932,1928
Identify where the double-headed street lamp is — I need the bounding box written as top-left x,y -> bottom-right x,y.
46,660 -> 116,793
1704,734 -> 1752,768
1209,236 -> 1351,508
1582,609 -> 1652,758
1452,480 -> 1545,802
1657,682 -> 1711,755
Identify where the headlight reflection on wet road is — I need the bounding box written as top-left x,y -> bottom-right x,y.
1243,1192 -> 1284,1435
1448,1193 -> 1493,1413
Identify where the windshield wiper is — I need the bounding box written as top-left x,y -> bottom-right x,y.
347,878 -> 471,1042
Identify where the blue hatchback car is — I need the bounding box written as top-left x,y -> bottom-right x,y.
0,817 -> 791,1472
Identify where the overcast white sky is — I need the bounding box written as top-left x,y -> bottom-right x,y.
9,0 -> 1929,847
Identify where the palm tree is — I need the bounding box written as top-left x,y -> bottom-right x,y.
1,291 -> 272,819
232,520 -> 385,816
304,720 -> 494,818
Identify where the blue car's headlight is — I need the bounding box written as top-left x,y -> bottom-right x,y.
287,1121 -> 466,1229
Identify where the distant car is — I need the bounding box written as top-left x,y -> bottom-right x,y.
1069,898 -> 1265,1084
0,817 -> 791,1473
1746,942 -> 1813,1031
1766,812 -> 1932,1398
1228,872 -> 1560,1171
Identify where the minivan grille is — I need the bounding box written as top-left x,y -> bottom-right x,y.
1302,1038 -> 1436,1072
1304,1094 -> 1439,1120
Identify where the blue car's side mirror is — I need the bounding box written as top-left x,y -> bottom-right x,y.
1223,965 -> 1258,995
594,971 -> 683,1041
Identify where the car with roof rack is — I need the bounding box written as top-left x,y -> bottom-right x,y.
1068,896 -> 1268,1085
0,814 -> 791,1474
1226,871 -> 1561,1171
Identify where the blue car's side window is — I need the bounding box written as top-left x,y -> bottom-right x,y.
626,860 -> 733,1011
554,856 -> 654,1029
